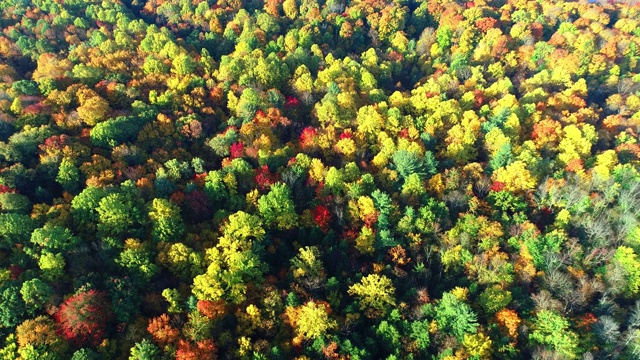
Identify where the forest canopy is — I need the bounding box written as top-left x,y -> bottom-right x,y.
0,0 -> 640,359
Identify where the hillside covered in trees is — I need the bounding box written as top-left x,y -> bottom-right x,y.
1,0 -> 640,358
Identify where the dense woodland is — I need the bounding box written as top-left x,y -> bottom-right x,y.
0,0 -> 640,358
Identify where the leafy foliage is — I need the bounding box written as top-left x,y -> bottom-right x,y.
0,0 -> 638,358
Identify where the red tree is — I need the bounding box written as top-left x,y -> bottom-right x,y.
183,189 -> 213,222
54,290 -> 113,347
147,313 -> 180,347
313,204 -> 332,230
0,185 -> 15,193
230,142 -> 244,159
196,300 -> 226,320
255,165 -> 279,191
176,339 -> 217,360
299,127 -> 317,149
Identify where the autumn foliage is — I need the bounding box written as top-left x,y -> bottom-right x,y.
0,0 -> 639,358
54,290 -> 112,347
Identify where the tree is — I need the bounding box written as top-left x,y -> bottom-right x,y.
375,320 -> 401,355
96,193 -> 145,239
0,193 -> 31,214
129,339 -> 159,360
175,339 -> 217,360
192,212 -> 267,304
30,225 -> 80,252
257,182 -> 298,230
16,316 -> 67,355
221,211 -> 266,242
478,286 -> 512,315
54,290 -> 113,347
20,278 -> 54,315
434,292 -> 478,341
39,251 -> 66,282
290,246 -> 326,291
392,150 -> 437,181
463,331 -> 493,358
56,158 -> 81,193
90,116 -> 147,149
492,160 -> 537,192
172,54 -> 196,76
348,274 -> 396,318
183,310 -> 213,342
77,96 -> 110,126
285,301 -> 337,342
147,314 -> 179,347
162,242 -> 203,280
528,310 -> 579,359
356,105 -> 384,140
70,348 -> 99,360
71,187 -> 111,237
116,248 -> 159,285
283,0 -> 298,19
0,125 -> 52,163
610,246 -> 640,297
236,88 -> 261,123
148,198 -> 186,243
106,276 -> 142,323
495,308 -> 521,339
0,283 -> 25,328
409,320 -> 431,352
0,213 -> 36,245
11,80 -> 39,96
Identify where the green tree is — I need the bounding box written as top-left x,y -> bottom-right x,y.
375,320 -> 401,355
257,182 -> 298,230
434,292 -> 478,341
235,88 -> 261,123
478,286 -> 512,315
529,310 -> 579,359
149,198 -> 186,243
116,248 -> 158,285
56,158 -> 81,193
171,53 -> 196,76
392,150 -> 437,181
20,278 -> 53,315
0,284 -> 25,328
0,213 -> 36,246
71,187 -> 111,237
106,276 -> 142,323
611,246 -> 640,297
0,193 -> 31,214
436,26 -> 452,50
71,348 -> 99,360
192,212 -> 266,304
129,339 -> 159,360
11,80 -> 39,96
162,288 -> 183,314
409,320 -> 431,352
96,193 -> 146,239
30,225 -> 81,252
39,251 -> 65,281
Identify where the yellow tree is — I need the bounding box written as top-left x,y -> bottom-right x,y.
492,161 -> 537,192
444,110 -> 481,164
557,124 -> 597,166
356,105 -> 385,142
285,301 -> 337,344
77,96 -> 110,126
348,274 -> 396,318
